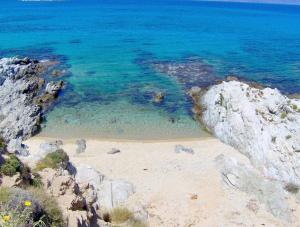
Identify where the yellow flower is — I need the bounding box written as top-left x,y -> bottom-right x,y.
24,200 -> 31,207
3,215 -> 11,222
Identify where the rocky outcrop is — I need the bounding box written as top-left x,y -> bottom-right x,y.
153,91 -> 165,103
0,57 -> 64,154
75,164 -> 135,209
215,154 -> 291,221
39,168 -> 98,226
199,81 -> 300,185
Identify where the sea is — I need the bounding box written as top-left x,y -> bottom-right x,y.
1,0 -> 300,139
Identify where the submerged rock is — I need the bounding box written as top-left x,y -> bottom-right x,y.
45,80 -> 64,96
199,81 -> 300,185
153,91 -> 165,103
151,57 -> 218,89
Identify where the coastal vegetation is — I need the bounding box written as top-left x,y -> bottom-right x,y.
0,155 -> 22,177
103,207 -> 147,227
0,137 -> 6,153
0,187 -> 64,227
35,149 -> 69,172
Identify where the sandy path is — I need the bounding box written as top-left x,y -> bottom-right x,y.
25,137 -> 296,227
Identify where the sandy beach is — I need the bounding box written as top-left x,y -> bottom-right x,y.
24,137 -> 300,226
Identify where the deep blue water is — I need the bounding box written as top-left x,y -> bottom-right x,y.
0,0 -> 300,139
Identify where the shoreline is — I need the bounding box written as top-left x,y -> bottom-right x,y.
28,134 -> 213,144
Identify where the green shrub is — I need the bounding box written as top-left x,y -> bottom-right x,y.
292,104 -> 298,111
286,135 -> 292,140
35,149 -> 69,172
28,188 -> 64,226
0,154 -> 22,176
0,187 -> 64,227
31,173 -> 44,188
0,187 -> 11,204
0,137 -> 6,153
0,187 -> 45,227
280,112 -> 287,119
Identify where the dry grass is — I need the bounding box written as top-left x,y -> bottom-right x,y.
103,207 -> 148,227
110,207 -> 133,224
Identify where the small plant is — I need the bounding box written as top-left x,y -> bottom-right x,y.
286,135 -> 292,140
0,137 -> 7,153
219,93 -> 225,107
0,187 -> 47,227
31,173 -> 44,188
110,207 -> 133,224
284,183 -> 300,194
0,188 -> 11,204
103,207 -> 147,226
35,149 -> 69,172
280,112 -> 287,119
292,104 -> 298,111
28,188 -> 64,226
0,154 -> 22,176
102,211 -> 111,223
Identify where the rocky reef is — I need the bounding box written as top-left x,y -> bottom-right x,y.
0,57 -> 64,154
150,57 -> 219,89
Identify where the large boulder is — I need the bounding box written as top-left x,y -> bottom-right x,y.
200,81 -> 300,185
75,164 -> 135,209
7,138 -> 29,156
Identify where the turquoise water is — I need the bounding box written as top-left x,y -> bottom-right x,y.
1,0 -> 300,139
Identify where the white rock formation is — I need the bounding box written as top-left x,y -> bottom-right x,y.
0,57 -> 64,155
215,154 -> 291,221
75,164 -> 135,209
200,81 -> 300,185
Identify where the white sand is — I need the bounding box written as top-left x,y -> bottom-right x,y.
25,137 -> 300,226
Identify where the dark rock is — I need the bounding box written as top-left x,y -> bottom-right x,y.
153,91 -> 165,103
51,69 -> 66,78
107,148 -> 121,155
45,81 -> 64,96
150,58 -> 218,89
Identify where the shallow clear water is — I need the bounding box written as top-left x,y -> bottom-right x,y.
1,0 -> 300,139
